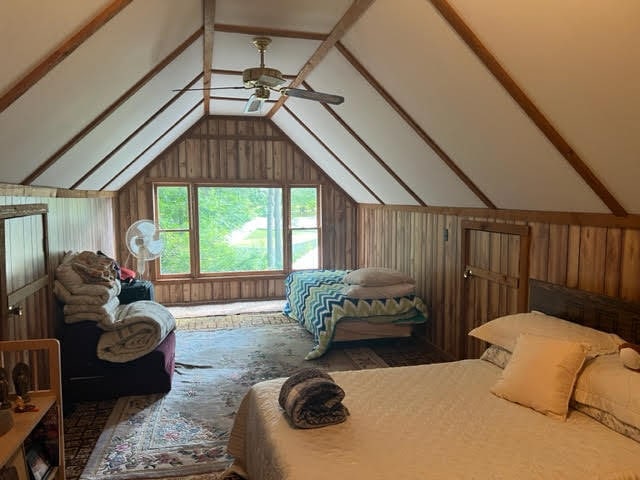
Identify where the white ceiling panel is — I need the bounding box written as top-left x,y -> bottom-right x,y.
272,109 -> 378,204
308,49 -> 485,208
285,97 -> 418,205
33,39 -> 204,189
0,0 -> 201,184
102,103 -> 205,192
449,0 -> 640,214
0,0 -> 110,91
343,0 -> 609,213
215,0 -> 352,32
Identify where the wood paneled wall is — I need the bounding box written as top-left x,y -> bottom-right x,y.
0,191 -> 115,341
116,115 -> 358,305
358,205 -> 640,359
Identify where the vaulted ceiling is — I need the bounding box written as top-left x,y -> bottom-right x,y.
1,1 -> 639,214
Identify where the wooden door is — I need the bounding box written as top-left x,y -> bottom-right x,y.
460,221 -> 530,358
0,204 -> 52,342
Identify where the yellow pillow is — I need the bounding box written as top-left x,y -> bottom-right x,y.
490,334 -> 588,420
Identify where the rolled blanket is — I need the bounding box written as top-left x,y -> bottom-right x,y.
278,368 -> 349,429
97,300 -> 176,362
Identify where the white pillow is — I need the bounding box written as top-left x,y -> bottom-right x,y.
491,334 -> 588,420
343,267 -> 415,286
573,353 -> 640,431
343,282 -> 415,299
468,311 -> 623,358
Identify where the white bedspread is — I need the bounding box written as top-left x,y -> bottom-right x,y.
226,360 -> 640,480
96,300 -> 176,363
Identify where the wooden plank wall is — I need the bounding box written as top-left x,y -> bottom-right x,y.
358,205 -> 640,359
0,192 -> 115,341
116,115 -> 358,305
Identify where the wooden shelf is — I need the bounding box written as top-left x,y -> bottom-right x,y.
0,339 -> 64,479
0,395 -> 56,467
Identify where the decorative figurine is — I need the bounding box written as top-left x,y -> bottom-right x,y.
12,362 -> 31,402
0,367 -> 10,409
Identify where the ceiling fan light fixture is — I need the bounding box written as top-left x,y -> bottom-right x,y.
244,93 -> 265,114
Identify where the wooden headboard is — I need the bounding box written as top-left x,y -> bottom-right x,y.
529,279 -> 640,344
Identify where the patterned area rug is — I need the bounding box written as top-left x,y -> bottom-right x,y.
78,323 -> 387,480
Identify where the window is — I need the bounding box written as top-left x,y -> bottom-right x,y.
290,187 -> 319,270
156,185 -> 191,275
198,187 -> 283,273
154,184 -> 319,276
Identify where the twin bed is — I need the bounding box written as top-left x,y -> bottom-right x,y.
225,279 -> 640,479
283,269 -> 428,359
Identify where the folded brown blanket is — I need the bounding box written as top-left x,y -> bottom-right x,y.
278,368 -> 349,429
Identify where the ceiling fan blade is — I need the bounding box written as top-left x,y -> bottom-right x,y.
283,88 -> 344,105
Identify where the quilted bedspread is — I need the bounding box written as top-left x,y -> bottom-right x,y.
283,269 -> 427,359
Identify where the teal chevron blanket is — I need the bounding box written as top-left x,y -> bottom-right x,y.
283,270 -> 428,359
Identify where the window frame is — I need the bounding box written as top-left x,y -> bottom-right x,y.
152,182 -> 321,279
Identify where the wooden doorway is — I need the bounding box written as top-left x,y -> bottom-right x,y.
0,204 -> 52,341
460,221 -> 530,358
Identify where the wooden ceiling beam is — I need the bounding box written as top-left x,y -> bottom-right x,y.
0,0 -> 133,114
202,0 -> 216,115
21,28 -> 203,186
267,0 -> 375,119
301,81 -> 426,206
101,100 -> 204,191
427,0 -> 626,216
71,73 -> 204,189
214,24 -> 327,41
336,42 -> 495,209
282,105 -> 384,204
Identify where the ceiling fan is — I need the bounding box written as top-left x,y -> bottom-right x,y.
180,37 -> 345,113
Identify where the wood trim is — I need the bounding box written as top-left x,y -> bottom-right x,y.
202,0 -> 216,115
304,82 -> 426,206
102,100 -> 204,191
427,0 -> 626,217
267,0 -> 375,118
21,28 -> 204,186
0,183 -> 116,198
359,203 -> 640,229
281,105 -> 383,203
213,24 -> 327,41
461,219 -> 529,236
0,204 -> 48,220
0,0 -> 133,114
7,276 -> 49,307
0,220 -> 5,340
336,42 -> 495,209
70,73 -> 204,189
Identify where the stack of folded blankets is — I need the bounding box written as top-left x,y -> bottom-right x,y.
278,367 -> 349,429
342,266 -> 416,299
54,251 -> 176,363
54,251 -> 121,324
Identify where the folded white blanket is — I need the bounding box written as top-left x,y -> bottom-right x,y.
54,279 -> 120,305
55,265 -> 122,298
97,301 -> 176,363
63,295 -> 120,316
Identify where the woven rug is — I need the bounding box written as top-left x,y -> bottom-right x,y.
78,322 -> 387,480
